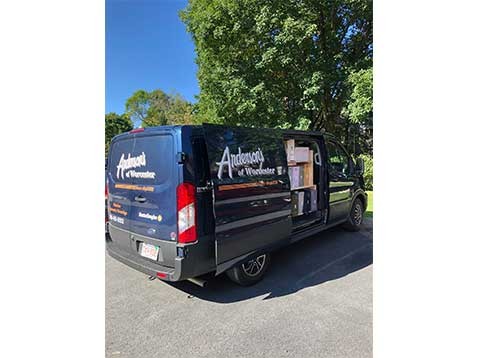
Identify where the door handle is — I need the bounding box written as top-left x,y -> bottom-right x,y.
134,195 -> 147,203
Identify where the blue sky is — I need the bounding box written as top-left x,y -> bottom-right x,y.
106,0 -> 198,114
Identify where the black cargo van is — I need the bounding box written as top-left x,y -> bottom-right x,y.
106,124 -> 367,286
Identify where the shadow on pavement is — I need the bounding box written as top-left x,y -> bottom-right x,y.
166,221 -> 373,303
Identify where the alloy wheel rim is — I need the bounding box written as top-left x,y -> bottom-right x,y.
353,202 -> 363,224
242,255 -> 266,277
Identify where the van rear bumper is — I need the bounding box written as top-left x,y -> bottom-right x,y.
106,233 -> 216,281
106,240 -> 183,281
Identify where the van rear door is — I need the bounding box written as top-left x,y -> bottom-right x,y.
202,124 -> 292,274
107,136 -> 136,252
107,129 -> 178,268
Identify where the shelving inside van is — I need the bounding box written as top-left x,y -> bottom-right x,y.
284,137 -> 322,225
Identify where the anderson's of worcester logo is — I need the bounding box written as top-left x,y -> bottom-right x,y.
116,152 -> 156,180
216,146 -> 276,179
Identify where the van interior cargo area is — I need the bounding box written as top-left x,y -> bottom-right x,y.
284,137 -> 323,230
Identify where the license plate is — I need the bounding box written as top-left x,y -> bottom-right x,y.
139,243 -> 159,260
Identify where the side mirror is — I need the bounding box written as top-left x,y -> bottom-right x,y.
355,157 -> 365,176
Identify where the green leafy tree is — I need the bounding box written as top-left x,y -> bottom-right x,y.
166,93 -> 195,125
125,89 -> 194,128
181,0 -> 372,131
105,112 -> 133,156
346,67 -> 372,125
339,67 -> 373,154
124,90 -> 150,126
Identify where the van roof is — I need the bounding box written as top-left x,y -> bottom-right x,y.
111,124 -> 336,142
111,125 -> 187,142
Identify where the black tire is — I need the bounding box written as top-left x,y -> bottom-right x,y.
226,253 -> 271,286
342,198 -> 364,232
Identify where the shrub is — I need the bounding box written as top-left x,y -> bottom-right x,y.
358,154 -> 373,190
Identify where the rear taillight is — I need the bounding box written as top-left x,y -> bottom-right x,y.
129,128 -> 145,134
176,182 -> 197,244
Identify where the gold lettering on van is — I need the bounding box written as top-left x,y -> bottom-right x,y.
114,183 -> 155,192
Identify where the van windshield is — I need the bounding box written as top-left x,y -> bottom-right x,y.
109,134 -> 173,186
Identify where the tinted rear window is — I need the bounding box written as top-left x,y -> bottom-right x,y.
109,134 -> 173,185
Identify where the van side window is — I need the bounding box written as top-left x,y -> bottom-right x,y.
326,140 -> 350,176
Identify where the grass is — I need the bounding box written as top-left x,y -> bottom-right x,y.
365,190 -> 373,217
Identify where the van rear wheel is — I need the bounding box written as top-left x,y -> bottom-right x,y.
342,198 -> 364,232
226,253 -> 271,286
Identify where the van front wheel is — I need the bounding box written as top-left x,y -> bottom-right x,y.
226,253 -> 271,286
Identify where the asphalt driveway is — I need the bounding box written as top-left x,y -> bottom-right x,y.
106,219 -> 373,358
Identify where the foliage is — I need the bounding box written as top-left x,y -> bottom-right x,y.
365,190 -> 373,217
125,89 -> 193,128
358,153 -> 373,190
345,67 -> 372,125
180,0 -> 372,132
105,112 -> 133,156
327,67 -> 372,156
124,90 -> 150,126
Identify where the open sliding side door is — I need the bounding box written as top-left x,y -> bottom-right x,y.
202,124 -> 292,274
